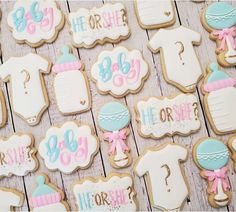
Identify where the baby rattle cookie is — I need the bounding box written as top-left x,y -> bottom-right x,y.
228,136 -> 236,173
134,0 -> 175,29
91,46 -> 149,98
39,121 -> 99,174
193,137 -> 231,208
201,2 -> 236,67
134,142 -> 189,211
148,26 -> 203,93
7,0 -> 65,47
202,63 -> 236,135
68,3 -> 130,48
0,133 -> 38,178
0,187 -> 24,211
98,102 -> 132,169
52,45 -> 91,115
29,173 -> 69,211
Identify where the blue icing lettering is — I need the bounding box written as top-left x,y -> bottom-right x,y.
77,192 -> 93,211
46,135 -> 60,162
117,52 -> 130,74
64,129 -> 78,152
99,57 -> 112,82
71,16 -> 87,32
140,107 -> 156,126
12,7 -> 27,32
30,1 -> 44,22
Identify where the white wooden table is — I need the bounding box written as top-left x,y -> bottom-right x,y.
0,0 -> 236,211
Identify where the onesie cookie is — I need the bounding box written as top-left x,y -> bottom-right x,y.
39,121 -> 99,174
0,187 -> 24,211
202,63 -> 236,135
193,137 -> 231,208
228,136 -> 236,173
91,46 -> 149,98
68,3 -> 130,48
0,53 -> 51,126
72,173 -> 137,211
134,0 -> 175,29
98,102 -> 131,169
52,45 -> 91,115
0,133 -> 38,178
148,26 -> 203,93
29,173 -> 69,211
134,142 -> 189,211
7,0 -> 65,47
135,93 -> 200,139
201,2 -> 236,67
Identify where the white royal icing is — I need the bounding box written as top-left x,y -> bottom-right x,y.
148,26 -> 202,92
7,0 -> 64,45
134,143 -> 188,210
0,53 -> 50,125
32,203 -> 67,212
68,3 -> 130,47
91,46 -> 149,97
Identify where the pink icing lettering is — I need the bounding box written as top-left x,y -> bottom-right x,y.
74,137 -> 88,162
108,189 -> 127,207
113,74 -> 124,87
60,151 -> 71,166
126,59 -> 140,84
173,103 -> 192,121
40,8 -> 54,32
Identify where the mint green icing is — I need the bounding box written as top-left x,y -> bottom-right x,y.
55,45 -> 77,64
207,63 -> 230,83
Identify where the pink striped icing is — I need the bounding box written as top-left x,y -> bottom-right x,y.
29,192 -> 61,208
204,78 -> 236,92
52,61 -> 82,73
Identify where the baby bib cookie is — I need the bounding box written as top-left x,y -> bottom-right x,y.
228,136 -> 236,173
201,2 -> 236,67
0,187 -> 24,211
134,143 -> 189,211
39,121 -> 99,174
68,3 -> 130,48
91,46 -> 149,98
52,45 -> 91,115
0,133 -> 38,178
7,0 -> 65,47
72,173 -> 137,211
98,102 -> 132,169
134,0 -> 175,29
148,26 -> 203,93
0,53 -> 51,126
135,93 -> 200,139
193,138 -> 231,208
202,63 -> 236,135
29,173 -> 69,211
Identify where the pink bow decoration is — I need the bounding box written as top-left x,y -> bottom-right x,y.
204,167 -> 230,194
212,27 -> 236,51
103,129 -> 129,155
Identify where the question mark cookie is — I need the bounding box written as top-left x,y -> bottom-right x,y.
91,46 -> 149,98
0,133 -> 38,178
0,53 -> 51,126
134,142 -> 189,211
38,121 -> 99,174
201,2 -> 236,67
7,0 -> 65,47
228,136 -> 236,173
0,187 -> 24,211
68,3 -> 130,48
193,137 -> 231,208
72,173 -> 137,211
148,26 -> 203,93
29,173 -> 69,211
135,93 -> 201,139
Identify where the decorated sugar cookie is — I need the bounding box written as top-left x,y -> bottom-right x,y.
135,93 -> 200,139
134,143 -> 189,211
52,46 -> 91,115
0,133 -> 38,178
7,0 -> 65,47
29,174 -> 69,211
228,136 -> 236,173
68,3 -> 130,48
201,2 -> 236,67
202,63 -> 236,134
0,53 -> 51,126
193,138 -> 231,208
0,89 -> 7,129
148,26 -> 203,93
91,46 -> 149,98
0,187 -> 24,211
134,0 -> 175,29
98,102 -> 131,168
72,173 -> 137,211
39,121 -> 99,174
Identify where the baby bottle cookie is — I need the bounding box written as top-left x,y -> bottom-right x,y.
202,63 -> 236,134
52,46 -> 91,115
193,138 -> 231,208
228,136 -> 236,173
29,174 -> 69,211
98,102 -> 132,169
201,2 -> 236,67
